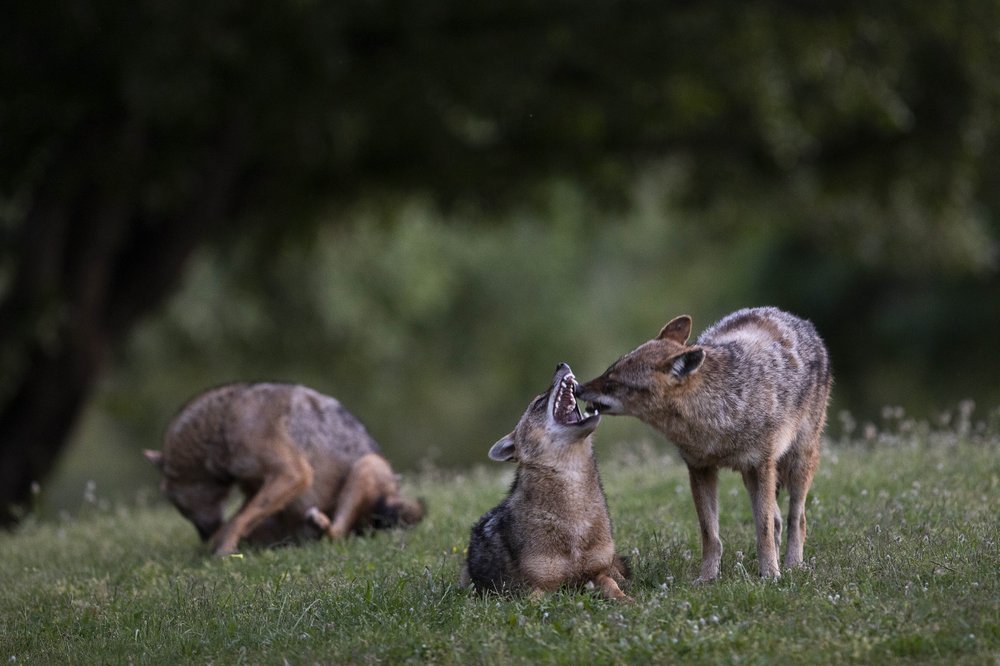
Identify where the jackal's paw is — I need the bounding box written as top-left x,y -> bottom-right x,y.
211,540 -> 240,557
207,527 -> 240,556
305,506 -> 331,530
783,557 -> 808,571
693,574 -> 719,586
759,566 -> 782,580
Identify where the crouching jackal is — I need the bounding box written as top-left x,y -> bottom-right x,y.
460,363 -> 630,601
577,307 -> 831,581
144,383 -> 425,555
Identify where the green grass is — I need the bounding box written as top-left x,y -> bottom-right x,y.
2,427 -> 998,664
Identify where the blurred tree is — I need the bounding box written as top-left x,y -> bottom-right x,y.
2,1 -> 998,524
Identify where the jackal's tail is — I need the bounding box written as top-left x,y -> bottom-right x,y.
613,553 -> 632,581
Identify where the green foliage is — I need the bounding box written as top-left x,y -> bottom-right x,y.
4,429 -> 999,663
4,0 -> 1000,520
52,177 -> 753,505
49,172 -> 1000,509
5,0 -> 1000,316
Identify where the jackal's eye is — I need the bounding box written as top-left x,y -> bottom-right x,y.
529,393 -> 547,410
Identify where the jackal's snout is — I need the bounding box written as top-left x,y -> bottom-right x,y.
574,374 -> 618,417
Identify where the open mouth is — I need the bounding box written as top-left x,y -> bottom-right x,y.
552,367 -> 600,427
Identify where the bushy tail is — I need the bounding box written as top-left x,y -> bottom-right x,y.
372,495 -> 426,529
613,553 -> 632,581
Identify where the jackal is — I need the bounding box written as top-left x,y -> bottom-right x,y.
460,363 -> 630,601
144,383 -> 424,555
577,307 -> 831,581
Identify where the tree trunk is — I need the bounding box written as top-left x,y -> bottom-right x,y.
0,343 -> 102,525
0,120 -> 247,527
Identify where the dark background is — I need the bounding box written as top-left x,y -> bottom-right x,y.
2,1 -> 998,518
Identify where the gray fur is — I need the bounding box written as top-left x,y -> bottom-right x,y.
150,382 -> 422,554
578,307 -> 832,581
462,364 -> 630,600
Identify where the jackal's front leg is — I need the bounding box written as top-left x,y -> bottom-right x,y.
210,452 -> 313,555
742,462 -> 781,579
593,572 -> 633,603
688,465 -> 723,583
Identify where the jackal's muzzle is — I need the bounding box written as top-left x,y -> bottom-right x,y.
550,363 -> 601,430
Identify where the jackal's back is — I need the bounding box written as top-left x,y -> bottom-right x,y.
673,306 -> 831,467
163,383 -> 380,476
697,306 -> 831,415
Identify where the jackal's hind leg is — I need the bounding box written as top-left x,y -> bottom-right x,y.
323,453 -> 396,539
305,506 -> 331,531
773,485 -> 783,554
783,437 -> 820,569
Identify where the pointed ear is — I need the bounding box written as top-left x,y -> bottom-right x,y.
666,348 -> 706,378
488,434 -> 517,462
143,449 -> 165,470
657,315 -> 692,344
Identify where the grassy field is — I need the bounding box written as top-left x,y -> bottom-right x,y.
2,421 -> 998,664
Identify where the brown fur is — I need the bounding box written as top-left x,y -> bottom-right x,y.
577,307 -> 831,581
460,364 -> 630,601
144,383 -> 424,555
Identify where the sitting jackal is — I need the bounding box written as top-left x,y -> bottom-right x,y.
460,363 -> 630,601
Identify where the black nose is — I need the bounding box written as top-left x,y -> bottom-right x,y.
556,362 -> 569,372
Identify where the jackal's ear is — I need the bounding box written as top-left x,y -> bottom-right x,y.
657,315 -> 692,344
143,449 -> 165,470
665,348 -> 705,378
488,434 -> 517,462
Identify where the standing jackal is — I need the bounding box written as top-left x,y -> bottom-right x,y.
577,307 -> 831,581
144,383 -> 424,555
460,363 -> 630,601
